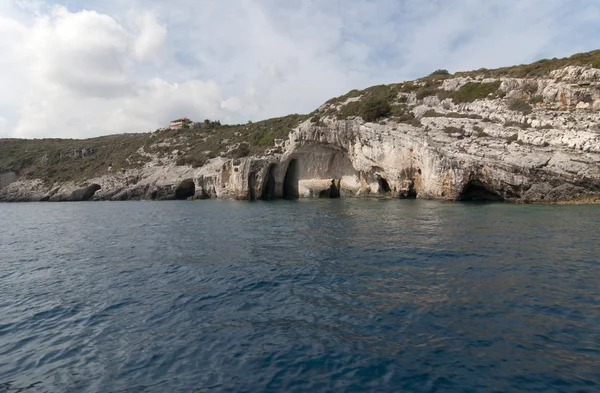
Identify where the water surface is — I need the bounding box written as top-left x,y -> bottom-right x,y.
1,200 -> 599,392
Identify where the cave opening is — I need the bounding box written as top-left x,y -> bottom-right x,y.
283,159 -> 299,199
378,177 -> 392,194
459,180 -> 504,201
319,179 -> 341,198
248,172 -> 256,201
399,180 -> 418,199
261,164 -> 277,200
175,179 -> 196,200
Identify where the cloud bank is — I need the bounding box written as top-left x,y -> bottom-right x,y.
0,0 -> 598,138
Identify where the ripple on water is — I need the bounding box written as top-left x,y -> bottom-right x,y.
0,200 -> 599,392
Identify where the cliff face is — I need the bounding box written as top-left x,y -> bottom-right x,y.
1,64 -> 600,203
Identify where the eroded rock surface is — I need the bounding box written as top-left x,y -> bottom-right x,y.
2,65 -> 600,204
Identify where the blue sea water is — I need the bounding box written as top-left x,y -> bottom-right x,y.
0,200 -> 599,393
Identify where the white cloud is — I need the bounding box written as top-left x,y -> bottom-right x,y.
0,0 -> 599,139
133,11 -> 167,63
27,6 -> 132,98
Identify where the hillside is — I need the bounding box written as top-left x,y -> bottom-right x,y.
1,50 -> 600,203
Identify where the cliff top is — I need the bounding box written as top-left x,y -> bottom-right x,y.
2,49 -> 600,186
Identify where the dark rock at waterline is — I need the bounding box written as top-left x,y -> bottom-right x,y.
398,181 -> 417,199
175,179 -> 196,200
69,184 -> 101,201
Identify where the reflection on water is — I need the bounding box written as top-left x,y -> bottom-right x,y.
0,200 -> 599,392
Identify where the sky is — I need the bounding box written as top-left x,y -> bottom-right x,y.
0,0 -> 599,139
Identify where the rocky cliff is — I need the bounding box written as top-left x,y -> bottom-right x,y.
2,52 -> 600,203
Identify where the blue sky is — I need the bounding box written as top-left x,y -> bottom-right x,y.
0,0 -> 599,138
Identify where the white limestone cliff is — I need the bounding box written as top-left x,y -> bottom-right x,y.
2,65 -> 600,203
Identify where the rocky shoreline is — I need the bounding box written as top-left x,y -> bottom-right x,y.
2,65 -> 600,204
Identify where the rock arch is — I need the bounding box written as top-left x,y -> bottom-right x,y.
458,180 -> 504,201
378,177 -> 392,194
175,179 -> 195,200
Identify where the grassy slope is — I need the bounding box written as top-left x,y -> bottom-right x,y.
0,114 -> 307,184
1,50 -> 599,185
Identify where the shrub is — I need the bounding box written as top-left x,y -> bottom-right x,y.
422,109 -> 444,117
506,134 -> 519,143
443,126 -> 464,135
508,99 -> 533,114
226,143 -> 250,159
360,98 -> 392,122
393,111 -> 422,127
428,69 -> 451,77
409,118 -> 423,127
453,50 -> 600,78
453,81 -> 502,103
416,85 -> 441,100
391,104 -> 407,117
436,89 -> 455,101
529,95 -> 544,104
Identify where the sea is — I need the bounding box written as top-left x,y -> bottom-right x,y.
0,200 -> 599,392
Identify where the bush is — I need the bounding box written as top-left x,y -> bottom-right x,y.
453,81 -> 502,103
226,143 -> 250,159
360,98 -> 392,122
428,69 -> 451,77
529,95 -> 544,104
436,89 -> 455,101
443,126 -> 464,135
422,109 -> 444,117
453,50 -> 600,78
393,111 -> 422,127
508,99 -> 533,114
416,85 -> 441,100
506,134 -> 519,143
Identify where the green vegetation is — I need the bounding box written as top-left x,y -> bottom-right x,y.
360,98 -> 392,122
504,120 -> 530,129
508,99 -> 533,114
423,109 -> 444,117
454,50 -> 600,78
390,104 -> 422,127
0,114 -> 308,184
6,49 -> 600,186
529,95 -> 544,104
321,83 -> 402,121
506,134 -> 520,143
428,69 -> 451,77
0,134 -> 151,184
453,81 -> 502,103
415,84 -> 442,100
443,126 -> 464,135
